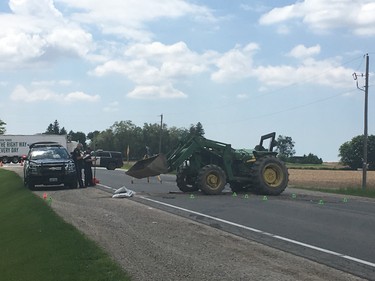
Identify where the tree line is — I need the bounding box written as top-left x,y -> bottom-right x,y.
0,118 -> 373,169
45,119 -> 205,160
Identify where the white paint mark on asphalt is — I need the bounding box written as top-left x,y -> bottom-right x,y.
96,183 -> 116,191
139,196 -> 375,269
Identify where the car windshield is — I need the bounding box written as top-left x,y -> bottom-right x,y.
29,147 -> 70,160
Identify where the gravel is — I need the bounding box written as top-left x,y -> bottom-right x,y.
37,187 -> 365,281
5,166 -> 366,280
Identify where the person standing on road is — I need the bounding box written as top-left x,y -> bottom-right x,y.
83,147 -> 95,187
144,146 -> 162,184
72,143 -> 84,188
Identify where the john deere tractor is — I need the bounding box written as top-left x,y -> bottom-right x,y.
126,132 -> 288,195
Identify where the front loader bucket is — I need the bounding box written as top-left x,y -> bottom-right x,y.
126,154 -> 168,179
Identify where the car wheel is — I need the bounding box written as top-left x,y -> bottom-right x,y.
68,180 -> 78,189
107,163 -> 116,170
27,180 -> 35,190
12,156 -> 19,164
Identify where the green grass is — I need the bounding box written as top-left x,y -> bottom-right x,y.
0,169 -> 131,281
121,162 -> 134,170
286,162 -> 348,170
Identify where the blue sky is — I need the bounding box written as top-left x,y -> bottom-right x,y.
0,0 -> 374,161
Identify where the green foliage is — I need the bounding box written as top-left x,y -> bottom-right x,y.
45,120 -> 67,136
68,130 -> 87,147
288,153 -> 323,165
90,121 -> 191,160
275,135 -> 295,160
43,120 -> 205,160
339,135 -> 375,170
0,118 -> 6,134
0,169 -> 130,281
189,122 -> 205,137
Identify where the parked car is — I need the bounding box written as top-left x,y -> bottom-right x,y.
23,142 -> 77,189
92,150 -> 123,170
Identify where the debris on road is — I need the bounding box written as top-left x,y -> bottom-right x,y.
112,186 -> 135,198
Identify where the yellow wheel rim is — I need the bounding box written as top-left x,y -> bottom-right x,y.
206,173 -> 221,189
263,164 -> 283,187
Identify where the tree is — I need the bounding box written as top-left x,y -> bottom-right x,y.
45,123 -> 54,134
339,135 -> 375,170
87,130 -> 100,141
68,130 -> 87,147
189,122 -> 205,137
45,120 -> 66,135
0,119 -> 6,134
275,135 -> 295,160
288,153 -> 323,164
60,127 -> 67,135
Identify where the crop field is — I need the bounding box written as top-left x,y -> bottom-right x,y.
288,169 -> 375,189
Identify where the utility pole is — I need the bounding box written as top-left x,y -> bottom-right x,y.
353,54 -> 369,190
159,114 -> 163,153
363,54 -> 369,191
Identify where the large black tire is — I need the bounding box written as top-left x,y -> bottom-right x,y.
66,180 -> 78,189
176,169 -> 199,192
107,162 -> 116,170
26,179 -> 35,190
197,165 -> 226,195
251,156 -> 288,195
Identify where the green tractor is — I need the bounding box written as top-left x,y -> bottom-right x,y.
126,132 -> 288,195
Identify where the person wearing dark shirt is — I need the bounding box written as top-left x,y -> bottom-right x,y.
72,143 -> 84,188
83,147 -> 95,187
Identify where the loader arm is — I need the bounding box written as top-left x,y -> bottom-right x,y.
165,137 -> 201,172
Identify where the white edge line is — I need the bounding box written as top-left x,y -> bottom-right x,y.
139,196 -> 375,269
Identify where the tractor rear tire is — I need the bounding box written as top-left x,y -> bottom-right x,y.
176,169 -> 199,192
197,165 -> 226,195
251,156 -> 288,195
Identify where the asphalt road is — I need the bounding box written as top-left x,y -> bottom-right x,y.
4,164 -> 375,280
93,167 -> 375,280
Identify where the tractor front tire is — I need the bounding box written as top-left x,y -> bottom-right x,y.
176,169 -> 199,192
197,165 -> 226,195
251,156 -> 288,195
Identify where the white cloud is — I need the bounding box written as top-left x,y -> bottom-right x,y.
11,85 -> 54,102
31,80 -> 73,87
46,27 -> 93,57
259,0 -> 375,36
92,41 -> 210,98
0,0 -> 94,69
288,44 -> 321,59
10,85 -> 100,103
63,91 -> 100,103
92,40 -> 354,98
255,58 -> 354,88
56,0 -> 216,41
103,101 -> 120,112
236,93 -> 249,99
9,0 -> 63,19
211,43 -> 259,83
0,31 -> 46,63
127,84 -> 187,99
